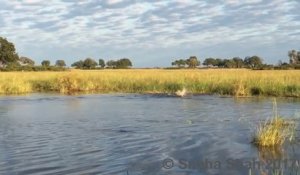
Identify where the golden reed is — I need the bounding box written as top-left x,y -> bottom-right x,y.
0,69 -> 299,96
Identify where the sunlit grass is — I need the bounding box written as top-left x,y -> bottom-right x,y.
252,117 -> 296,147
0,69 -> 299,96
252,99 -> 297,147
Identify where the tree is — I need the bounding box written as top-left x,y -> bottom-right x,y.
115,58 -> 132,68
0,37 -> 19,66
172,59 -> 186,67
106,58 -> 133,69
232,57 -> 244,68
5,62 -> 21,70
19,56 -> 35,66
71,60 -> 84,69
215,58 -> 225,67
171,61 -> 176,66
106,60 -> 116,68
288,50 -> 298,64
288,50 -> 300,64
203,58 -> 217,66
99,59 -> 105,68
41,60 -> 50,66
224,59 -> 235,68
83,58 -> 97,69
55,60 -> 66,67
186,56 -> 200,68
244,56 -> 263,68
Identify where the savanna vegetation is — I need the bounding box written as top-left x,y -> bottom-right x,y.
172,56 -> 200,68
0,69 -> 299,96
1,36 -> 300,71
71,58 -> 132,69
0,37 -> 66,71
1,36 -> 300,96
172,54 -> 300,70
0,37 -> 133,71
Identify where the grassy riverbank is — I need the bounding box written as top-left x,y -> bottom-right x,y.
0,69 -> 300,97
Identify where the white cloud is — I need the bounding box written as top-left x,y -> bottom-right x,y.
23,0 -> 43,4
106,0 -> 124,5
225,0 -> 263,5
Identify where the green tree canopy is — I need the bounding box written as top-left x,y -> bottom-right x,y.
55,60 -> 66,67
71,60 -> 84,69
0,37 -> 19,66
172,59 -> 186,67
232,57 -> 244,68
83,58 -> 97,69
99,59 -> 105,68
115,58 -> 132,68
244,56 -> 263,68
203,57 -> 244,68
215,58 -> 224,67
106,58 -> 132,68
186,56 -> 200,68
224,59 -> 235,68
41,60 -> 50,66
106,60 -> 116,68
203,58 -> 218,66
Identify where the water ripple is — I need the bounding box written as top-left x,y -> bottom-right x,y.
0,94 -> 299,174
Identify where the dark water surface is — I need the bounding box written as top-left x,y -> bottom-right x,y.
0,94 -> 300,175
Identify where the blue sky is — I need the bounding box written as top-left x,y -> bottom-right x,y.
0,0 -> 299,67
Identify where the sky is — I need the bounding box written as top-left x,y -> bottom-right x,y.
0,0 -> 300,67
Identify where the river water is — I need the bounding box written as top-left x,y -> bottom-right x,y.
0,94 -> 299,175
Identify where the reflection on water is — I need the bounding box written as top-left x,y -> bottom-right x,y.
0,94 -> 299,175
248,145 -> 300,175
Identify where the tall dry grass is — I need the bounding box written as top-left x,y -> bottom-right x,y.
252,99 -> 297,147
0,69 -> 299,96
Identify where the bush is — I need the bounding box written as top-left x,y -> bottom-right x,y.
0,65 -> 67,72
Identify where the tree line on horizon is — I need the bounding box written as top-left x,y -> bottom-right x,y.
71,58 -> 132,69
171,56 -> 200,68
171,56 -> 264,69
0,37 -> 68,71
171,52 -> 300,69
0,36 -> 132,71
0,36 -> 299,71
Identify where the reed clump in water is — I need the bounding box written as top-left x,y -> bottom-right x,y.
0,69 -> 299,96
252,117 -> 296,147
252,99 -> 297,147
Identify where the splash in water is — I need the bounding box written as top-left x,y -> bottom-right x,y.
175,88 -> 187,97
